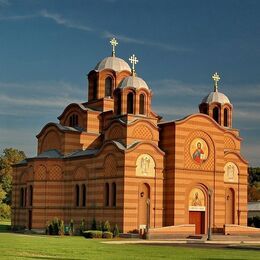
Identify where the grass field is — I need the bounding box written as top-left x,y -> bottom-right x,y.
0,221 -> 259,260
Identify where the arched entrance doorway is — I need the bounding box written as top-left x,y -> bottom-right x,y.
188,188 -> 206,234
225,188 -> 234,224
138,183 -> 150,230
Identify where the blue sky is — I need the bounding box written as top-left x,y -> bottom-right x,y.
0,0 -> 259,166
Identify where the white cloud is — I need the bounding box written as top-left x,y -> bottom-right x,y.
39,10 -> 93,32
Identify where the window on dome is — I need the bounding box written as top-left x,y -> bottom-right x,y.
105,77 -> 113,97
139,94 -> 145,115
69,114 -> 78,127
213,107 -> 219,123
224,108 -> 229,127
127,92 -> 134,114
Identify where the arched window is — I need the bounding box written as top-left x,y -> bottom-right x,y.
139,94 -> 145,115
127,92 -> 134,114
69,114 -> 79,127
105,77 -> 113,97
105,183 -> 109,206
116,91 -> 121,114
224,108 -> 229,127
20,188 -> 24,207
112,182 -> 116,207
29,185 -> 33,207
93,79 -> 97,100
213,107 -> 219,123
82,184 -> 86,207
75,185 -> 80,207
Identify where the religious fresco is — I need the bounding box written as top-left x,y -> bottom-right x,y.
190,138 -> 209,164
136,154 -> 155,177
189,188 -> 205,211
224,162 -> 238,183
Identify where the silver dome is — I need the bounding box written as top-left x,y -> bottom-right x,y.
201,91 -> 231,104
118,76 -> 149,90
94,56 -> 131,72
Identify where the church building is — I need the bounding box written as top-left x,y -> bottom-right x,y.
12,39 -> 250,236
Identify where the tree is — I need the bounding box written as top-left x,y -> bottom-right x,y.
0,148 -> 26,205
248,167 -> 260,202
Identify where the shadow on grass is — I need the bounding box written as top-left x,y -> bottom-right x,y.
0,221 -> 11,232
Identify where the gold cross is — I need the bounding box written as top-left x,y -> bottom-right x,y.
110,38 -> 118,57
129,54 -> 139,75
212,72 -> 220,91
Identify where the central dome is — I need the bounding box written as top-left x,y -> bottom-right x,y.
201,91 -> 230,104
94,56 -> 131,72
118,75 -> 150,90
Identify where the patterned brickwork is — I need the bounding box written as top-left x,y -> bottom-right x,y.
132,125 -> 153,140
34,165 -> 47,181
104,154 -> 117,177
184,130 -> 215,171
74,166 -> 88,180
49,165 -> 63,180
108,125 -> 123,140
224,135 -> 236,150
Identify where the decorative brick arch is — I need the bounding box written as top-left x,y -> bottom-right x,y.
108,124 -> 123,140
184,130 -> 215,171
34,165 -> 47,181
49,165 -> 63,180
104,154 -> 117,177
40,130 -> 61,153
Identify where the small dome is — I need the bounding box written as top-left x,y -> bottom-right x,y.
118,76 -> 150,90
201,91 -> 231,104
94,56 -> 131,72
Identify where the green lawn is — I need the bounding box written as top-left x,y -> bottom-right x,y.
0,221 -> 259,259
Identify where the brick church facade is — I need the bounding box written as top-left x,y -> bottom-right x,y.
12,39 -> 249,235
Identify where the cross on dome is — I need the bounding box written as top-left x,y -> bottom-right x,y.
129,54 -> 139,76
212,72 -> 220,92
110,38 -> 118,57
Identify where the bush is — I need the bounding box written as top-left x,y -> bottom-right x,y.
113,224 -> 119,237
102,231 -> 113,239
83,230 -> 103,238
46,218 -> 64,235
0,203 -> 11,219
91,218 -> 97,230
103,220 -> 110,232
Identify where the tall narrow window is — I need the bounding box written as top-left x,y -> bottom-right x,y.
69,114 -> 79,127
24,187 -> 27,207
93,80 -> 97,100
224,108 -> 228,127
213,107 -> 219,123
75,185 -> 80,207
116,92 -> 121,114
105,183 -> 109,206
112,182 -> 116,207
105,77 -> 113,97
127,93 -> 134,114
82,184 -> 86,207
139,94 -> 145,115
29,185 -> 33,206
20,188 -> 24,207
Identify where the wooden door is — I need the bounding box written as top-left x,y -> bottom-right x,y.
225,188 -> 234,224
138,184 -> 150,228
189,211 -> 205,234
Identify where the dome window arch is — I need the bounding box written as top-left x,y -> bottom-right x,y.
213,106 -> 219,124
224,108 -> 229,127
115,91 -> 121,115
93,79 -> 98,100
105,76 -> 113,97
127,92 -> 134,114
139,93 -> 145,115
